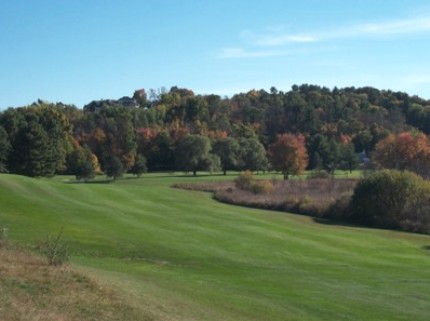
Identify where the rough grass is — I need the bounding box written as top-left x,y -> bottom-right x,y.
1,173 -> 430,321
0,244 -> 144,321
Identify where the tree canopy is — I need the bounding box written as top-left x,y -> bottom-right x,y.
1,84 -> 430,178
268,133 -> 308,179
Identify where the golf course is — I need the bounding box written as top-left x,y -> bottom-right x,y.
1,173 -> 430,321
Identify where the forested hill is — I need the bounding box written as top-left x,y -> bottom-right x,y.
1,84 -> 430,177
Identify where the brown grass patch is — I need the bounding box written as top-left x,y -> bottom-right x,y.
0,245 -> 149,321
174,178 -> 358,218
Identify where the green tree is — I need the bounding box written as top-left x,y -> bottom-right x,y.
130,154 -> 147,177
307,135 -> 341,174
105,156 -> 124,181
212,137 -> 241,175
0,125 -> 11,172
175,134 -> 215,176
351,170 -> 430,232
238,137 -> 268,172
10,122 -> 57,177
339,143 -> 359,173
147,131 -> 175,171
67,144 -> 99,181
76,160 -> 96,182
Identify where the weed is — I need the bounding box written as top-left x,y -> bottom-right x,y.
0,227 -> 8,246
37,228 -> 70,266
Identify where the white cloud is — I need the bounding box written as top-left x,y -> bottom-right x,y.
403,74 -> 430,85
356,17 -> 430,36
249,15 -> 430,47
216,47 -> 287,59
256,34 -> 317,46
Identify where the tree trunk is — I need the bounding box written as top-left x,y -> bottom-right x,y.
193,169 -> 197,176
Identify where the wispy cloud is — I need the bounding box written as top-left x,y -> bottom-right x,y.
256,34 -> 317,46
403,74 -> 430,85
250,15 -> 430,47
356,16 -> 430,36
217,15 -> 430,60
217,47 -> 289,59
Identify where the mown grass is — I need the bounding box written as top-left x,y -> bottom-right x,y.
1,172 -> 430,320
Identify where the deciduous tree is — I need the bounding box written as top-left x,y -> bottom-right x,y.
268,133 -> 308,179
238,137 -> 268,173
212,137 -> 241,175
175,134 -> 217,176
372,131 -> 430,177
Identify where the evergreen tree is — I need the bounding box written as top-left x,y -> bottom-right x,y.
130,154 -> 147,177
10,122 -> 57,177
105,156 -> 124,181
0,125 -> 10,173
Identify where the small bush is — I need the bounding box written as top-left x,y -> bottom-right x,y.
326,192 -> 353,220
250,180 -> 275,194
235,171 -> 254,190
351,170 -> 430,233
37,228 -> 70,266
307,170 -> 331,179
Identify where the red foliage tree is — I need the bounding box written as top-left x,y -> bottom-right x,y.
268,133 -> 308,179
373,131 -> 430,177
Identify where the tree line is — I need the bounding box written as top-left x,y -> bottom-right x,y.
1,84 -> 430,179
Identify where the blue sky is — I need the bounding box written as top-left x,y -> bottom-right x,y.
1,0 -> 430,109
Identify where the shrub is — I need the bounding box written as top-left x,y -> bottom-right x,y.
326,192 -> 353,220
235,171 -> 254,190
307,170 -> 331,179
350,170 -> 430,233
250,180 -> 275,194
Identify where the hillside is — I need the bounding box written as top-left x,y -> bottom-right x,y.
1,173 -> 430,320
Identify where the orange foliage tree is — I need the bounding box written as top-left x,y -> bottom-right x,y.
372,131 -> 430,177
268,133 -> 308,179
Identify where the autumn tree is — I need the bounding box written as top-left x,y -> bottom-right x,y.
67,143 -> 100,181
268,133 -> 308,179
372,131 -> 430,177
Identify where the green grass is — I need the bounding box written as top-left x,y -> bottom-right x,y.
1,172 -> 430,320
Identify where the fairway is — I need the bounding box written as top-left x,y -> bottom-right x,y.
1,173 -> 430,321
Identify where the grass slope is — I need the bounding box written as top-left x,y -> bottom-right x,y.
1,173 -> 430,321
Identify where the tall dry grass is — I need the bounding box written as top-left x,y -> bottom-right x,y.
174,178 -> 358,218
0,245 -> 145,321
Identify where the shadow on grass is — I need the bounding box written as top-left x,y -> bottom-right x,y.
312,217 -> 362,229
66,178 -> 113,184
422,245 -> 430,251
